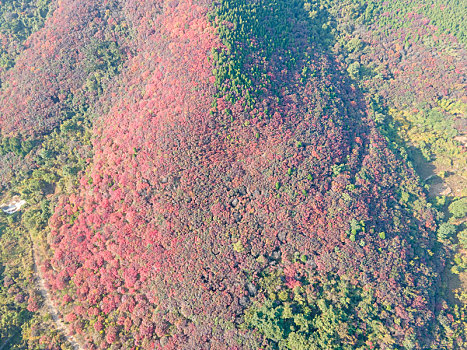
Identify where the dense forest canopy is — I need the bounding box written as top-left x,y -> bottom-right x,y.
0,1 -> 465,349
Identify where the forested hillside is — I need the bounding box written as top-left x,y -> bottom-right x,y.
0,0 -> 465,349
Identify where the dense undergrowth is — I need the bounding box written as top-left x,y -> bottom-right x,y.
0,0 -> 465,349
0,0 -> 53,73
356,0 -> 466,45
0,0 -> 131,347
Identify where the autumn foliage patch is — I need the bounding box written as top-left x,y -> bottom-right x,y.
0,0 -> 464,349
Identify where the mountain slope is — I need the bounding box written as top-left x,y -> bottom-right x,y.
0,0 -> 464,349
42,1 -> 443,348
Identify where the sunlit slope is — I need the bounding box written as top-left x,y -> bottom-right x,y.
37,1 -> 447,349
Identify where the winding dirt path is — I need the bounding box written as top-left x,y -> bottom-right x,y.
32,244 -> 82,350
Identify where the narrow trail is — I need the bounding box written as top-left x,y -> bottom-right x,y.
31,244 -> 82,350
